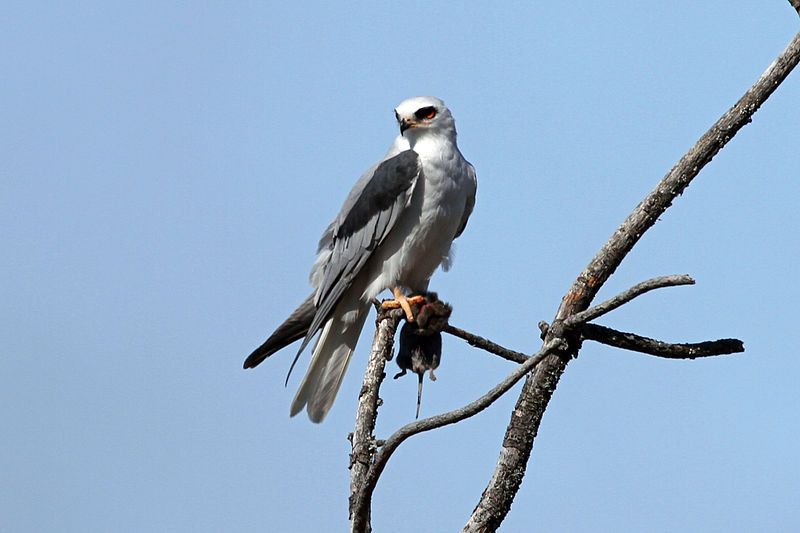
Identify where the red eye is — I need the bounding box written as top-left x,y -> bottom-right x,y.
414,106 -> 437,120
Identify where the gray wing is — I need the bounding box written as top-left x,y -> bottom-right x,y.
294,150 -> 421,358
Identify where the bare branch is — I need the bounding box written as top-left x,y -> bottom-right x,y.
444,324 -> 529,364
349,308 -> 402,532
350,338 -> 564,532
582,323 -> 744,359
565,274 -> 694,327
464,31 -> 800,532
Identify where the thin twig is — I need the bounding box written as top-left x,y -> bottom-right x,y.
582,323 -> 744,358
565,274 -> 694,327
464,31 -> 800,533
350,338 -> 564,532
444,324 -> 529,364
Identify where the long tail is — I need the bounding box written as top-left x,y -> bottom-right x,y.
243,293 -> 315,369
416,373 -> 424,419
290,300 -> 370,423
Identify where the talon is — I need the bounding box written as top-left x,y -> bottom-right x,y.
393,287 -> 415,322
380,288 -> 426,322
406,295 -> 426,306
429,369 -> 437,381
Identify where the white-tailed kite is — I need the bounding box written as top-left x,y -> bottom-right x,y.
244,96 -> 477,422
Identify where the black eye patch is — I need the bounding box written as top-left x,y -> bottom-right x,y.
414,106 -> 437,120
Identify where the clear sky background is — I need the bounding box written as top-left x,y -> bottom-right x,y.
2,2 -> 799,532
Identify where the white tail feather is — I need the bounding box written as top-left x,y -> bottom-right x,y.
290,302 -> 370,422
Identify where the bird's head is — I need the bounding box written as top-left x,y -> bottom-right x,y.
394,96 -> 456,141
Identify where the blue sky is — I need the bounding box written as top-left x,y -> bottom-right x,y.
2,2 -> 798,532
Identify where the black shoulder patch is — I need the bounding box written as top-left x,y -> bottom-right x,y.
336,150 -> 419,239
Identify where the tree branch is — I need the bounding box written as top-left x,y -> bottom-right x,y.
464,30 -> 800,532
350,338 -> 565,532
790,0 -> 800,17
582,323 -> 744,359
565,274 -> 694,327
444,324 -> 529,364
349,308 -> 402,532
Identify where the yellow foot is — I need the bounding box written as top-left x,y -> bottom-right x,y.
380,288 -> 426,322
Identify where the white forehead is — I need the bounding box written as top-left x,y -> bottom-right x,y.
394,96 -> 447,116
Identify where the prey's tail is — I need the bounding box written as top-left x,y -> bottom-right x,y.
416,373 -> 424,419
243,293 -> 315,369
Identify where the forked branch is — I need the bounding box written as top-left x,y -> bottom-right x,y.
463,30 -> 800,533
564,274 -> 695,327
350,337 -> 565,532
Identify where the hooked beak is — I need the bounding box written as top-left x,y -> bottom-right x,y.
400,118 -> 415,135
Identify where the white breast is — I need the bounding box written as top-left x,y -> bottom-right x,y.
361,135 -> 473,300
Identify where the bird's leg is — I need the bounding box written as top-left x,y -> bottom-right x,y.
393,287 -> 416,322
429,369 -> 437,381
380,287 -> 425,322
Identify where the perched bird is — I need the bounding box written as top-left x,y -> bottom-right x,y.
244,96 -> 477,423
